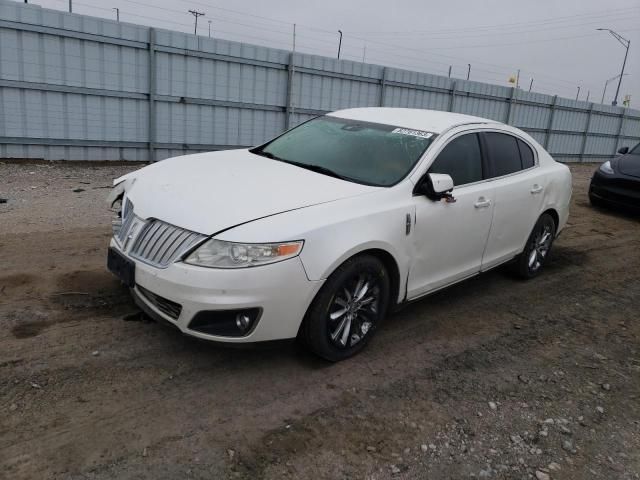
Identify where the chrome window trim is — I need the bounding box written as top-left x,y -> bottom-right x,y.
418,126 -> 541,191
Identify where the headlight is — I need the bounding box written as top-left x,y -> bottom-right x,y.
184,239 -> 304,268
107,181 -> 126,237
111,197 -> 123,236
599,161 -> 614,174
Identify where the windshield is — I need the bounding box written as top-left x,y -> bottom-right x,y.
251,116 -> 436,186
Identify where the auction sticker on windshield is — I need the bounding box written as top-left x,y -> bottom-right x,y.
391,128 -> 434,139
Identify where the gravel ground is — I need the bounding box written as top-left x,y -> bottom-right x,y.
0,161 -> 639,480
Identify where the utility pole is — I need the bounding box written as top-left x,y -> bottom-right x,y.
466,64 -> 471,81
208,20 -> 212,38
576,86 -> 581,101
515,69 -> 520,89
337,30 -> 343,59
362,45 -> 366,63
68,0 -> 72,12
586,90 -> 590,102
292,23 -> 296,52
189,10 -> 205,36
290,23 -> 296,119
448,65 -> 452,78
597,28 -> 631,106
113,8 -> 119,22
528,78 -> 534,92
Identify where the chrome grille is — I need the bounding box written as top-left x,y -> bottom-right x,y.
115,198 -> 135,244
137,285 -> 182,319
129,219 -> 207,268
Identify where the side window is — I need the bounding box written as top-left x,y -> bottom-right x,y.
484,132 -> 522,178
517,139 -> 535,169
428,133 -> 483,187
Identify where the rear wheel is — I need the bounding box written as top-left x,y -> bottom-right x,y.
301,255 -> 390,362
512,213 -> 556,279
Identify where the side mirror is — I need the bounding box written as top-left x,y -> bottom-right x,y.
416,173 -> 455,201
429,173 -> 454,195
617,146 -> 629,155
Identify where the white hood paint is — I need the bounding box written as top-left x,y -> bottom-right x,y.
123,149 -> 379,235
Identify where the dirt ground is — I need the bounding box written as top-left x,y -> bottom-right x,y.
1,161 -> 639,480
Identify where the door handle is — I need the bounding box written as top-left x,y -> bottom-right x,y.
474,197 -> 491,209
530,184 -> 544,194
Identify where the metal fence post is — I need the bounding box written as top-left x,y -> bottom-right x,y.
613,109 -> 626,155
378,67 -> 386,106
285,52 -> 294,130
448,81 -> 457,112
543,95 -> 558,150
580,103 -> 593,162
148,27 -> 156,162
505,87 -> 516,125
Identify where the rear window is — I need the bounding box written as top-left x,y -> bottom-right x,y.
484,132 -> 523,178
517,139 -> 535,169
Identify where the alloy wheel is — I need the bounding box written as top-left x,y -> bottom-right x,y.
327,273 -> 381,349
528,225 -> 553,272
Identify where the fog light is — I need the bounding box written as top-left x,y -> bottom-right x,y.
236,313 -> 252,332
188,308 -> 261,337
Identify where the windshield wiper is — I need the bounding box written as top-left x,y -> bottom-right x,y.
250,148 -> 282,161
251,148 -> 350,181
280,160 -> 349,181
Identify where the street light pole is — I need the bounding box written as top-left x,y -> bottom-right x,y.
208,20 -> 212,38
337,30 -> 343,59
113,7 -> 119,22
601,73 -> 628,104
597,28 -> 631,106
466,64 -> 471,80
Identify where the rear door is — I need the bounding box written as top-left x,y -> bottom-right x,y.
480,132 -> 546,270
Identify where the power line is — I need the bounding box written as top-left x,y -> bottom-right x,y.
41,0 -> 633,98
350,6 -> 640,35
355,14 -> 640,42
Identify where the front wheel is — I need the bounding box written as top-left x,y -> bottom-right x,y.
589,192 -> 605,208
512,213 -> 556,279
300,255 -> 390,362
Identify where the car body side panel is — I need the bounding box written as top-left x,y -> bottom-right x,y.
480,168 -> 547,269
538,157 -> 572,234
408,182 -> 495,298
216,187 -> 415,304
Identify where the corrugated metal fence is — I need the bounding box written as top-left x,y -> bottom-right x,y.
1,0 -> 639,162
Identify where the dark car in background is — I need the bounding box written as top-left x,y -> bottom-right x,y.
589,143 -> 640,212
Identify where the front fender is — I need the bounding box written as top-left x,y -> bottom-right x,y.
216,188 -> 415,304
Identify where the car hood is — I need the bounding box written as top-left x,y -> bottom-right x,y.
618,154 -> 640,178
119,149 -> 379,235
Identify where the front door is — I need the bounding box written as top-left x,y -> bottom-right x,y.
407,132 -> 495,299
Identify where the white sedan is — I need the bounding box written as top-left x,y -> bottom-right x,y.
107,108 -> 572,361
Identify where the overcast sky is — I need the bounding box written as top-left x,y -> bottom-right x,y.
30,0 -> 640,105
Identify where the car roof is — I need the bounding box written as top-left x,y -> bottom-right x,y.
327,107 -> 499,134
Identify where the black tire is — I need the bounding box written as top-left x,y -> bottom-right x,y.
300,255 -> 390,362
589,193 -> 605,208
512,213 -> 556,279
